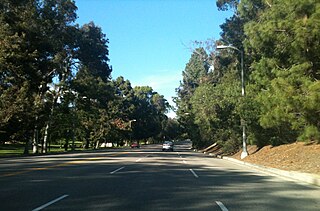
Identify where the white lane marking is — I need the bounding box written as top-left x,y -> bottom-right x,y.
32,194 -> 69,211
216,201 -> 229,211
110,166 -> 125,174
136,154 -> 150,162
189,169 -> 199,178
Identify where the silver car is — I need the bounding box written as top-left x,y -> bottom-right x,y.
162,141 -> 174,151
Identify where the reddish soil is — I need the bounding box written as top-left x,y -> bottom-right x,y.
231,142 -> 320,175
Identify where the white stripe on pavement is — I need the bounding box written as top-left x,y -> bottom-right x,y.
216,201 -> 229,211
32,194 -> 69,211
189,169 -> 199,178
136,154 -> 150,162
110,166 -> 125,174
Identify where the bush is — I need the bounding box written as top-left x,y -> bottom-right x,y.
220,134 -> 241,155
298,125 -> 320,143
269,136 -> 282,146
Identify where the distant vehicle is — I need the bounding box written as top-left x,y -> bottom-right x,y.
162,141 -> 174,151
130,142 -> 140,148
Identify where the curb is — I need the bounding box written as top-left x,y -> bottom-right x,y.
196,149 -> 319,187
219,156 -> 320,187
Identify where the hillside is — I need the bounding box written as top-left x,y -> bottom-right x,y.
231,142 -> 320,175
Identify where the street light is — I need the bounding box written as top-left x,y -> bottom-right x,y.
216,45 -> 248,159
129,119 -> 136,128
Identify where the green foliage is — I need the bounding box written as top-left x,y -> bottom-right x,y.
132,86 -> 170,141
298,125 -> 320,143
161,118 -> 183,141
245,0 -> 320,144
216,0 -> 239,11
0,0 -> 78,148
0,0 -> 172,154
176,0 -> 320,152
190,69 -> 242,150
218,132 -> 241,154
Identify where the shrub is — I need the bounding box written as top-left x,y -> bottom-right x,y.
298,125 -> 320,143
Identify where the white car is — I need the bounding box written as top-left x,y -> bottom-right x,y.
162,141 -> 174,151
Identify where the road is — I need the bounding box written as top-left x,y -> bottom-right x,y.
0,141 -> 319,210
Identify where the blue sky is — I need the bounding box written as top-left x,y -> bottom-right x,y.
74,0 -> 232,117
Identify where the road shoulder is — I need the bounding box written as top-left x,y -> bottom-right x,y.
219,155 -> 320,187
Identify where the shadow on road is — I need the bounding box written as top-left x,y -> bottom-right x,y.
0,143 -> 319,211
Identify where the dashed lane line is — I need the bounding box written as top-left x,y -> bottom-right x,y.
135,154 -> 150,162
0,152 -> 128,178
110,166 -> 125,174
189,169 -> 199,178
216,201 -> 229,211
32,194 -> 69,211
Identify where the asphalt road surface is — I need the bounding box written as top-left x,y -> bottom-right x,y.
1,141 -> 320,210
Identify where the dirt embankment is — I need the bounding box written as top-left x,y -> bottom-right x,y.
231,142 -> 320,175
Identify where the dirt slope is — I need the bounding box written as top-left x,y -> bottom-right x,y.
231,142 -> 320,175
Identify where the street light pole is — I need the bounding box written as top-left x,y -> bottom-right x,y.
216,45 -> 248,159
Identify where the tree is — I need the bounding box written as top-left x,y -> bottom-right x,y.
72,22 -> 113,149
132,86 -> 169,142
244,0 -> 320,143
0,0 -> 78,153
161,118 -> 182,142
175,48 -> 211,147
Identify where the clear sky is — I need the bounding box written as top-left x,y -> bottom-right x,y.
74,0 -> 232,118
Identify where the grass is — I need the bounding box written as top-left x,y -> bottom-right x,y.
0,143 -> 26,156
0,140 -> 135,157
0,142 -> 86,157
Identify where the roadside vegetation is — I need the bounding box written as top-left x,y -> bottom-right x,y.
0,0 -> 181,156
1,0 -> 319,157
175,0 -> 320,152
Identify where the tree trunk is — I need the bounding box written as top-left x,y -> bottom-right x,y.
64,140 -> 69,151
85,139 -> 90,149
24,139 -> 29,155
32,127 -> 38,154
95,140 -> 100,149
42,123 -> 49,153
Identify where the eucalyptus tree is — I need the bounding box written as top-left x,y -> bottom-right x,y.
175,48 -> 210,147
159,118 -> 182,142
111,76 -> 136,120
132,86 -> 170,142
0,0 -> 78,153
0,0 -> 38,146
72,21 -> 113,149
39,0 -> 78,153
106,76 -> 136,145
